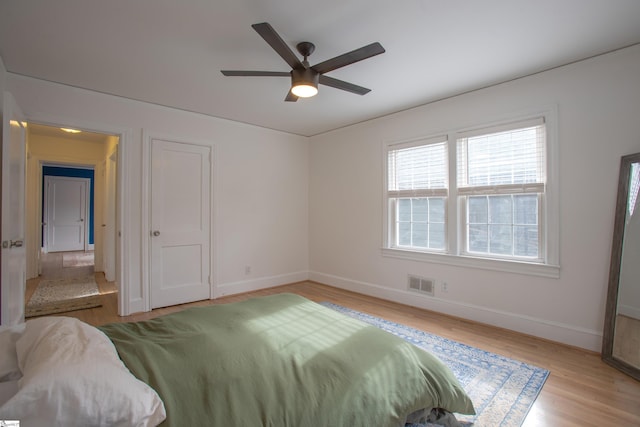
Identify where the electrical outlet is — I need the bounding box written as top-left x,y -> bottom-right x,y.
245,265 -> 251,275
441,282 -> 448,293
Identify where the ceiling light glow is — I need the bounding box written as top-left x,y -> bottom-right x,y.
291,84 -> 318,98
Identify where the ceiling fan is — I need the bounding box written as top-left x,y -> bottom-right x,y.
221,22 -> 385,102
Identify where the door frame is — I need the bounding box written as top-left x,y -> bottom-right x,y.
103,151 -> 117,282
43,174 -> 91,253
25,114 -> 131,315
141,131 -> 216,312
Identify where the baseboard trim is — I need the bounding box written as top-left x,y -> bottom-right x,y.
619,304 -> 640,320
309,271 -> 603,352
128,297 -> 144,315
215,271 -> 310,298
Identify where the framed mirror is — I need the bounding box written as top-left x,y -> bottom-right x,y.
602,152 -> 640,381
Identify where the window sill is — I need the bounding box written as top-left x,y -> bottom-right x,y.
381,248 -> 560,278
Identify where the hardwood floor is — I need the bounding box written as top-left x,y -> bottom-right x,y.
25,251 -> 116,304
27,271 -> 640,426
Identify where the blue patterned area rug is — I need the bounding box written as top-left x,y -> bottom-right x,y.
321,302 -> 549,427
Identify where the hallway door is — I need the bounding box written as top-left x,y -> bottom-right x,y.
45,176 -> 90,252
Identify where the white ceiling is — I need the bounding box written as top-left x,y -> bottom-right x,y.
28,123 -> 111,144
1,1 -> 639,137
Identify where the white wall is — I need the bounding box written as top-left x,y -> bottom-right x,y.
308,45 -> 640,351
8,74 -> 309,314
0,56 -> 5,99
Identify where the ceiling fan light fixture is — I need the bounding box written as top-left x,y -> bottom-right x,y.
291,68 -> 319,98
291,84 -> 318,98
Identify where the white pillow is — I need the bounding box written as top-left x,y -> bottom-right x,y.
0,316 -> 166,427
0,323 -> 25,382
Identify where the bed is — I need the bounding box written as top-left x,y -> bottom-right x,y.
0,293 -> 474,427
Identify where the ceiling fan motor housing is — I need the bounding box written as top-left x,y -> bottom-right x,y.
291,67 -> 319,86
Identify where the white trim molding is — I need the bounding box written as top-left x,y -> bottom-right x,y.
21,112 -> 133,316
142,130 -> 216,311
382,248 -> 560,278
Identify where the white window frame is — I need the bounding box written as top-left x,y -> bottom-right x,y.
382,108 -> 560,278
387,135 -> 449,253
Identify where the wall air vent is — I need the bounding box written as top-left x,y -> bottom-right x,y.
408,275 -> 434,296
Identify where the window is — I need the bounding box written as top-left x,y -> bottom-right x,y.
457,119 -> 545,261
385,115 -> 557,276
387,137 -> 447,251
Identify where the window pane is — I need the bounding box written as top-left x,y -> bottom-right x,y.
394,197 -> 446,250
466,194 -> 540,259
514,225 -> 538,257
514,195 -> 537,225
398,199 -> 410,222
412,198 -> 428,223
468,224 -> 488,252
412,222 -> 428,247
489,225 -> 513,255
489,195 -> 512,224
429,198 -> 445,223
398,222 -> 411,246
429,223 -> 445,249
468,196 -> 488,223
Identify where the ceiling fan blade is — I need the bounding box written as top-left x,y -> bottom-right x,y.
312,42 -> 385,74
284,91 -> 299,102
251,22 -> 303,70
221,70 -> 290,77
319,75 -> 371,95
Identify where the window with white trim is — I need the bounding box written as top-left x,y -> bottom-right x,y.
386,116 -> 552,269
387,137 -> 448,251
457,118 -> 545,261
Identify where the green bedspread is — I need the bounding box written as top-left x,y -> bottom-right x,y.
99,293 -> 474,427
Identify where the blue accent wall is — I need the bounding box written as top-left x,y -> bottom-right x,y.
42,166 -> 95,245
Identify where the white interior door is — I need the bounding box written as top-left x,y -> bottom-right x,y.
150,138 -> 211,309
1,92 -> 27,326
45,176 -> 89,252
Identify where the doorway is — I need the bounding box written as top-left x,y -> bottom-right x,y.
43,174 -> 91,253
24,123 -> 120,317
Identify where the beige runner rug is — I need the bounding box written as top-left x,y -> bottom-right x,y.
26,275 -> 102,318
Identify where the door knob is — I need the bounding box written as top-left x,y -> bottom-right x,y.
80,218 -> 84,222
152,230 -> 161,237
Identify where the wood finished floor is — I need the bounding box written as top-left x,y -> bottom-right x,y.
26,263 -> 640,426
25,251 -> 116,304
